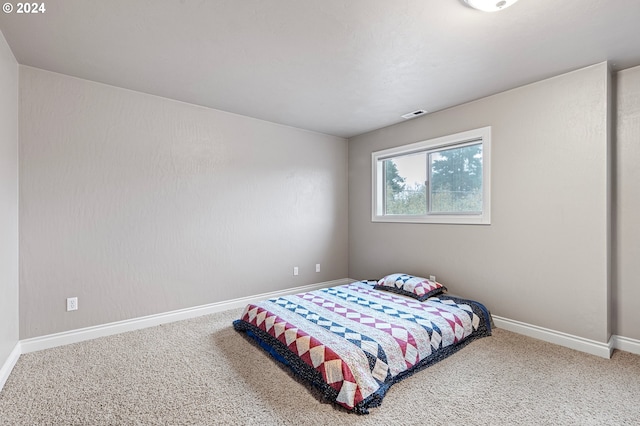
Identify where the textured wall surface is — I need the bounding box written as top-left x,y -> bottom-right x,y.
614,65 -> 640,341
19,66 -> 348,339
0,31 -> 18,364
349,63 -> 611,343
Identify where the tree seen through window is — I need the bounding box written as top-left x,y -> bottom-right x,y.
384,143 -> 482,215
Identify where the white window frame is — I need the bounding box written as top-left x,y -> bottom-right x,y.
371,126 -> 491,225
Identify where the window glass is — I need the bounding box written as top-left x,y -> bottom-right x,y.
372,127 -> 491,225
429,143 -> 483,213
384,152 -> 426,215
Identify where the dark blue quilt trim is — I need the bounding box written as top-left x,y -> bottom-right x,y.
356,323 -> 490,413
354,295 -> 492,413
437,295 -> 494,334
233,295 -> 492,415
233,319 -> 341,408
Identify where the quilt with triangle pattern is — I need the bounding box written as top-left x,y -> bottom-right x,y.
233,280 -> 492,414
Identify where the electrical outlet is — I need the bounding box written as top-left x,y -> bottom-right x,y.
430,275 -> 436,283
66,297 -> 78,311
293,266 -> 299,276
316,263 -> 321,272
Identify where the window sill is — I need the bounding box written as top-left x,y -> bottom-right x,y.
371,214 -> 490,225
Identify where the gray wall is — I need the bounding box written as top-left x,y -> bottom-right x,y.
0,31 -> 18,364
11,59 -> 637,346
19,66 -> 348,339
614,65 -> 640,341
349,63 -> 611,343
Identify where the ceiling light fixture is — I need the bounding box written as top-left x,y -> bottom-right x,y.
464,0 -> 519,12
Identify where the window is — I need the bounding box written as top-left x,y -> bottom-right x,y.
372,127 -> 491,224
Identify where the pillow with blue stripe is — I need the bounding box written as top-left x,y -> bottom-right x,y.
374,273 -> 447,301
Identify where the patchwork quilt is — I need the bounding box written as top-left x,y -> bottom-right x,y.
233,281 -> 492,414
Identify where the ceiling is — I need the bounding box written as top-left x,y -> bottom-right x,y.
1,0 -> 640,138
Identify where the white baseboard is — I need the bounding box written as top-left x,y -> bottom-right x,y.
11,279 -> 638,372
20,278 -> 353,354
492,315 -> 614,359
612,335 -> 640,355
0,342 -> 21,392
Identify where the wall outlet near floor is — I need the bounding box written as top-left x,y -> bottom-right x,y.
293,267 -> 299,276
430,275 -> 436,283
66,297 -> 78,311
316,263 -> 321,272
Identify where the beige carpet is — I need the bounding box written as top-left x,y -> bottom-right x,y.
1,308 -> 638,425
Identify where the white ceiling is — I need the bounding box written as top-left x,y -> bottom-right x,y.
1,0 -> 639,138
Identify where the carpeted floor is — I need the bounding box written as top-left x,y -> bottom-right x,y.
1,308 -> 638,425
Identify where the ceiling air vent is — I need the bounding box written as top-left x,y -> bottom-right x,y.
401,109 -> 427,120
